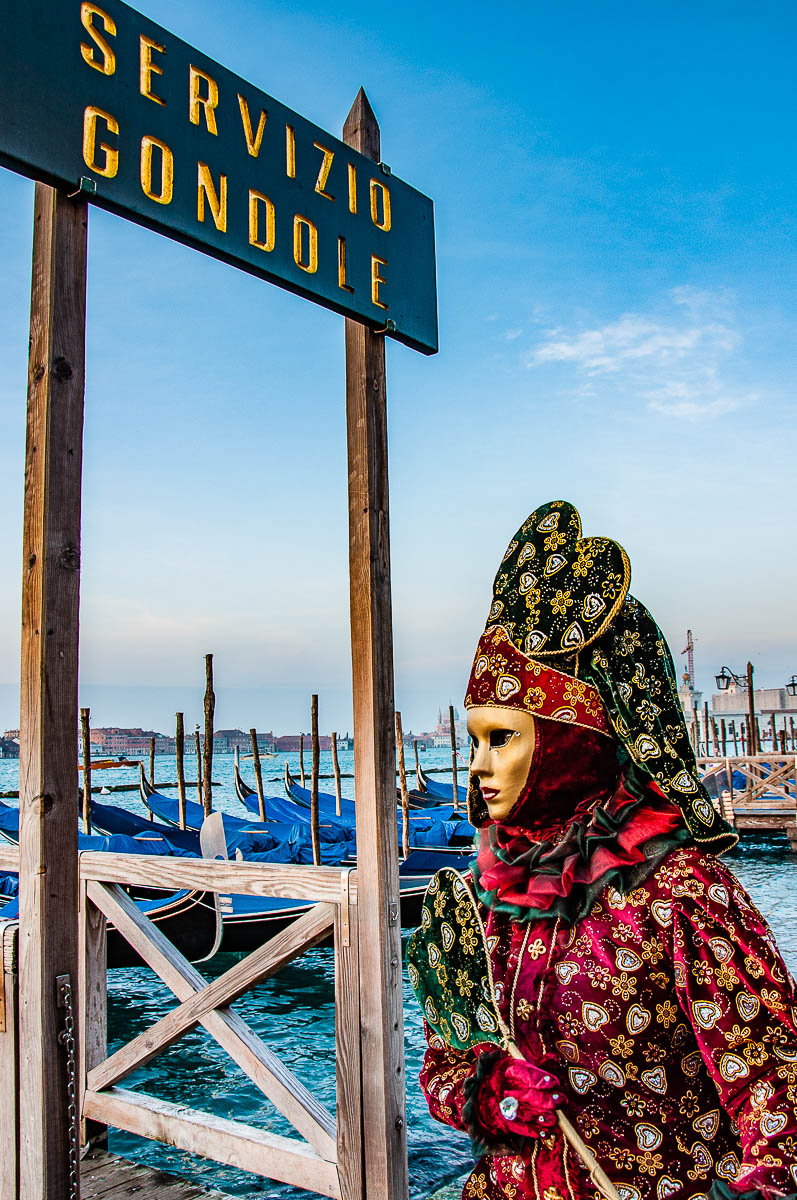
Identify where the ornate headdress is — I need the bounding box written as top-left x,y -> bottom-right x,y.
465,500 -> 735,851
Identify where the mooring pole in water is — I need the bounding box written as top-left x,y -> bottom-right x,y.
19,183 -> 87,1199
149,736 -> 156,789
310,696 -> 321,866
449,704 -> 459,811
343,88 -> 407,1200
331,731 -> 343,817
299,732 -> 306,788
81,707 -> 92,835
203,653 -> 215,816
413,739 -> 421,790
176,713 -> 187,829
250,728 -> 266,822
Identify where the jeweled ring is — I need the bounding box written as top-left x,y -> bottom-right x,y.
499,1096 -> 519,1121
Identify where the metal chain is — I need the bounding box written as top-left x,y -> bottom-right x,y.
56,974 -> 80,1200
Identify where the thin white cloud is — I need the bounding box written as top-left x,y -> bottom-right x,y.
528,287 -> 751,419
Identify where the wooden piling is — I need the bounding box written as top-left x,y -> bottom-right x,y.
740,723 -> 747,755
731,720 -> 739,756
194,728 -> 202,807
81,707 -> 92,836
449,704 -> 459,812
771,713 -> 777,751
202,654 -> 215,817
331,732 -> 343,818
720,718 -> 727,756
249,729 -> 266,823
746,662 -> 757,754
791,716 -> 796,751
704,702 -> 711,759
175,714 -> 186,830
299,733 -> 306,789
396,713 -> 410,859
413,740 -> 421,790
343,87 -> 407,1200
18,183 -> 87,1199
149,737 -> 155,789
310,696 -> 320,867
711,717 -> 721,757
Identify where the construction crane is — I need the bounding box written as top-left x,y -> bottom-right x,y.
681,629 -> 695,688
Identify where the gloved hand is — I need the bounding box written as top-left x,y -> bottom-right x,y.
468,1050 -> 565,1142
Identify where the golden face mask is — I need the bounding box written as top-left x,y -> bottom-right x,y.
466,706 -> 536,822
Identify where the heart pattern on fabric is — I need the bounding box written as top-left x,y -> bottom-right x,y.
775,1044 -> 797,1062
760,1111 -> 787,1137
441,922 -> 455,951
496,674 -> 520,700
656,1178 -> 682,1199
689,1141 -> 713,1172
428,944 -> 441,968
708,937 -> 733,963
451,1012 -> 470,1042
692,797 -> 715,824
692,1110 -> 719,1140
582,1001 -> 609,1031
635,1122 -> 662,1151
475,1004 -> 498,1033
598,1060 -> 625,1088
708,883 -> 730,906
627,1004 -> 651,1035
716,1153 -> 740,1181
568,1067 -> 597,1095
651,900 -> 673,926
641,1066 -> 667,1094
555,961 -> 579,985
556,1039 -> 579,1063
692,1000 -> 722,1030
489,501 -> 630,658
718,1053 -> 749,1082
751,1080 -> 773,1107
618,1188 -> 641,1200
616,947 -> 643,972
734,988 -> 758,1017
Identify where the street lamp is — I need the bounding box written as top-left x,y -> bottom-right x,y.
714,663 -> 758,754
787,675 -> 797,698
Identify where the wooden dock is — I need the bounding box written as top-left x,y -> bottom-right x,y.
698,754 -> 797,851
81,1149 -> 229,1198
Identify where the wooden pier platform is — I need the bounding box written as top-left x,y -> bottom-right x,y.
81,1149 -> 230,1199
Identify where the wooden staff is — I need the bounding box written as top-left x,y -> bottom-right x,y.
299,731 -> 306,788
175,712 -> 186,830
250,727 -> 266,822
331,730 -> 342,817
310,695 -> 320,866
413,739 -> 421,790
396,712 -> 410,859
149,735 -> 156,788
80,706 -> 92,835
203,652 -> 215,816
449,704 -> 460,811
194,726 -> 202,806
720,718 -> 727,756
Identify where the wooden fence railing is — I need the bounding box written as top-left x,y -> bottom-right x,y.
0,847 -> 362,1200
697,754 -> 797,851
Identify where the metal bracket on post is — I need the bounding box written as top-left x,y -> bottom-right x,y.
340,868 -> 353,948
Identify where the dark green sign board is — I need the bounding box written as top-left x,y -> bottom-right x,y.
0,0 -> 437,353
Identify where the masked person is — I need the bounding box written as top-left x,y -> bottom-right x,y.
410,501 -> 797,1200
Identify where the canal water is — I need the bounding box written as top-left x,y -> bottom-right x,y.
1,751 -> 796,1198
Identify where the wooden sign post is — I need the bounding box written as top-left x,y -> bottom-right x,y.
344,90 -> 408,1200
18,183 -> 87,1200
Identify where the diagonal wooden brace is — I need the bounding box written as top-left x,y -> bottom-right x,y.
85,882 -> 336,1159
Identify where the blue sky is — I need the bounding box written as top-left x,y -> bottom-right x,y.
1,0 -> 795,735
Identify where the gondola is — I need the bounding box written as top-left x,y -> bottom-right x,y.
415,761 -> 469,806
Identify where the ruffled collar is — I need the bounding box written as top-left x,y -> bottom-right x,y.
471,773 -> 690,923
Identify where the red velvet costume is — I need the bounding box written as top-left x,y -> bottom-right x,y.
414,500 -> 797,1199
418,722 -> 797,1199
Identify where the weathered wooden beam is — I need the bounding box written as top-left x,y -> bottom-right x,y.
83,1089 -> 341,1197
80,707 -> 92,835
343,86 -> 407,1200
175,713 -> 187,830
395,713 -> 409,859
249,729 -> 266,823
78,884 -> 106,1149
311,696 -> 321,866
334,895 -> 363,1200
18,183 -> 87,1200
202,654 -> 215,816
